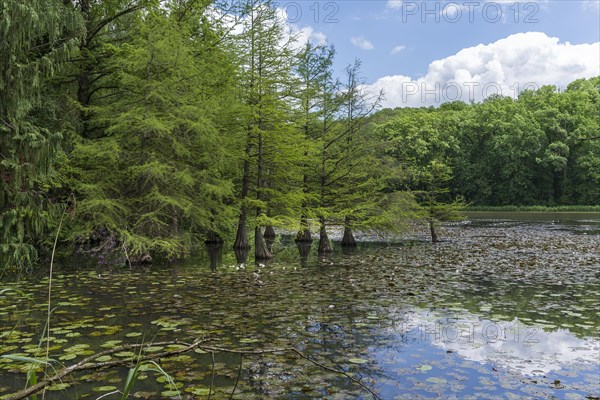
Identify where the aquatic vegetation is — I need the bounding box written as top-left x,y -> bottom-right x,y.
0,216 -> 599,399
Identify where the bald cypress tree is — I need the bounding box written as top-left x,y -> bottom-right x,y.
0,0 -> 84,269
312,60 -> 389,253
66,2 -> 240,262
232,0 -> 301,260
292,42 -> 335,243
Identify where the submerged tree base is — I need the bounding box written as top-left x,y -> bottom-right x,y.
263,225 -> 276,239
234,247 -> 249,265
255,228 -> 273,260
341,226 -> 357,247
205,232 -> 224,244
318,224 -> 333,254
234,220 -> 251,251
429,220 -> 439,243
295,228 -> 313,243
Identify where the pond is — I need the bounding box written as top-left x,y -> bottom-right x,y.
1,213 -> 599,399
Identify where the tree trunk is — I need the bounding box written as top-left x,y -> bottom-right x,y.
552,171 -> 563,203
318,219 -> 333,254
206,243 -> 222,271
205,231 -> 224,244
234,213 -> 250,250
429,220 -> 439,243
341,225 -> 357,247
255,226 -> 273,260
234,247 -> 249,266
234,141 -> 252,251
77,0 -> 93,138
295,216 -> 312,243
265,235 -> 275,253
263,225 -> 276,239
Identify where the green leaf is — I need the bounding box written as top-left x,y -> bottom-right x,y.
1,355 -> 53,365
348,358 -> 369,364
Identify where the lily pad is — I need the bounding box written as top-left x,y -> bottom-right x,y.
114,351 -> 136,358
47,383 -> 71,391
186,387 -> 213,396
239,338 -> 260,344
348,358 -> 369,364
93,385 -> 117,392
426,377 -> 447,384
144,346 -> 164,353
100,340 -> 122,348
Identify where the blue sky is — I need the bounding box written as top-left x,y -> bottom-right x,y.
281,0 -> 600,107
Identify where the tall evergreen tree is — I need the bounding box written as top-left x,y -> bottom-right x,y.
0,0 -> 84,269
231,0 -> 301,259
67,2 -> 239,262
292,42 -> 335,243
311,60 -> 392,252
337,60 -> 384,246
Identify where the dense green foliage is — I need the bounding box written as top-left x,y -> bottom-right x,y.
0,0 -> 84,268
375,79 -> 600,207
1,0 -> 598,270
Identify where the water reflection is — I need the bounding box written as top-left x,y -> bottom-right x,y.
234,247 -> 249,266
1,215 -> 599,399
341,245 -> 358,256
296,243 -> 312,266
206,242 -> 223,271
391,309 -> 600,376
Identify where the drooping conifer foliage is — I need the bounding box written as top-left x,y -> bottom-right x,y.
0,0 -> 84,268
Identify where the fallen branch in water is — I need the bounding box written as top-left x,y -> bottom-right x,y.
4,340 -> 382,400
197,345 -> 382,400
4,340 -> 205,400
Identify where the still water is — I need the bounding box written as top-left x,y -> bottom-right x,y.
1,214 -> 599,399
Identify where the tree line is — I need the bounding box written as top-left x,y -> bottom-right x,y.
1,0 -> 598,270
375,81 -> 600,208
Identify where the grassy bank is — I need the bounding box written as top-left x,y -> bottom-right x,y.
466,205 -> 600,212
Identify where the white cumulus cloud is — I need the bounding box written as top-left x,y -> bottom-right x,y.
582,0 -> 600,10
209,5 -> 328,51
351,36 -> 375,50
275,7 -> 328,50
367,32 -> 600,108
386,0 -> 403,9
390,45 -> 406,55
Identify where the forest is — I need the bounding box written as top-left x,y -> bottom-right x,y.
1,0 -> 599,271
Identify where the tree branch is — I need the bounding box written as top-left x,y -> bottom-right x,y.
86,3 -> 143,46
4,341 -> 382,400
